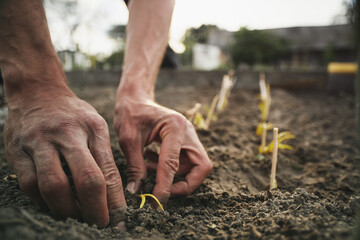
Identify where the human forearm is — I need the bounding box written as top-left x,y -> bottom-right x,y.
117,0 -> 175,100
0,0 -> 71,106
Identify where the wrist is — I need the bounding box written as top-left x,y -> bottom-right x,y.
3,57 -> 74,109
117,76 -> 155,102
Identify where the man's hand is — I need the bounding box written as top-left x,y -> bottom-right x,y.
4,88 -> 126,228
114,92 -> 213,205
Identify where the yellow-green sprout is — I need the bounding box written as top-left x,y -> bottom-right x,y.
193,112 -> 208,130
258,84 -> 271,122
139,194 -> 164,211
256,121 -> 273,136
260,131 -> 296,154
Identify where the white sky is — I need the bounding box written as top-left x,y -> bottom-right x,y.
46,0 -> 347,55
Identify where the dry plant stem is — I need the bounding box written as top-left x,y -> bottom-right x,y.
205,94 -> 219,129
270,128 -> 279,190
216,75 -> 229,111
188,103 -> 201,123
216,74 -> 234,111
260,122 -> 267,153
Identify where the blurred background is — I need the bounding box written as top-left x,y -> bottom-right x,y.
43,0 -> 358,92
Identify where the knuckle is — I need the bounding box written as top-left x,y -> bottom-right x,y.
87,114 -> 108,133
164,155 -> 179,173
102,166 -> 122,190
118,131 -> 137,146
167,113 -> 187,129
126,165 -> 146,180
77,169 -> 105,194
38,172 -> 67,196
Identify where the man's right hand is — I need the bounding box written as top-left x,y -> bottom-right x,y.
4,85 -> 126,228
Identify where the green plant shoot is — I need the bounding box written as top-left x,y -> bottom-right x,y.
139,194 -> 164,211
193,112 -> 208,130
260,131 -> 296,154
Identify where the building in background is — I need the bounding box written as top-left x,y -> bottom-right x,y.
191,24 -> 355,70
57,50 -> 91,71
264,24 -> 355,69
193,44 -> 221,70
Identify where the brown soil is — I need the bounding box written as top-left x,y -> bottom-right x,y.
0,85 -> 359,239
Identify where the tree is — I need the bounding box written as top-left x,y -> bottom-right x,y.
108,25 -> 127,42
103,50 -> 124,70
230,27 -> 289,67
181,24 -> 218,67
44,0 -> 79,51
99,24 -> 127,70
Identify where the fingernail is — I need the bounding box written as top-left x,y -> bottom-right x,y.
116,221 -> 127,232
109,206 -> 127,232
126,181 -> 135,194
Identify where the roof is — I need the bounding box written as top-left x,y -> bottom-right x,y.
264,25 -> 355,51
207,24 -> 355,51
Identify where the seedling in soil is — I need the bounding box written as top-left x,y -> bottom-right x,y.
270,128 -> 279,190
256,121 -> 273,137
204,94 -> 219,130
139,194 -> 164,211
259,122 -> 267,155
256,73 -> 272,136
186,70 -> 236,130
216,70 -> 236,111
261,131 -> 295,154
193,112 -> 208,130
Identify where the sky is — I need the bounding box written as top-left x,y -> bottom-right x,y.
45,0 -> 348,55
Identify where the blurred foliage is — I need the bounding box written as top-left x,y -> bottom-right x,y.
97,24 -> 127,70
44,0 -> 79,50
181,24 -> 218,67
103,50 -> 124,70
108,25 -> 127,40
345,0 -> 358,24
230,27 -> 289,67
323,43 -> 335,64
345,0 -> 359,49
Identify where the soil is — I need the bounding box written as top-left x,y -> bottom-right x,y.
0,85 -> 359,239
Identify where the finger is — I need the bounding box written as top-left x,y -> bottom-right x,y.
146,161 -> 158,172
171,130 -> 212,196
32,145 -> 81,219
171,147 -> 212,195
152,129 -> 184,205
88,120 -> 127,229
146,151 -> 191,176
7,150 -> 46,208
62,144 -> 108,228
118,132 -> 147,194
